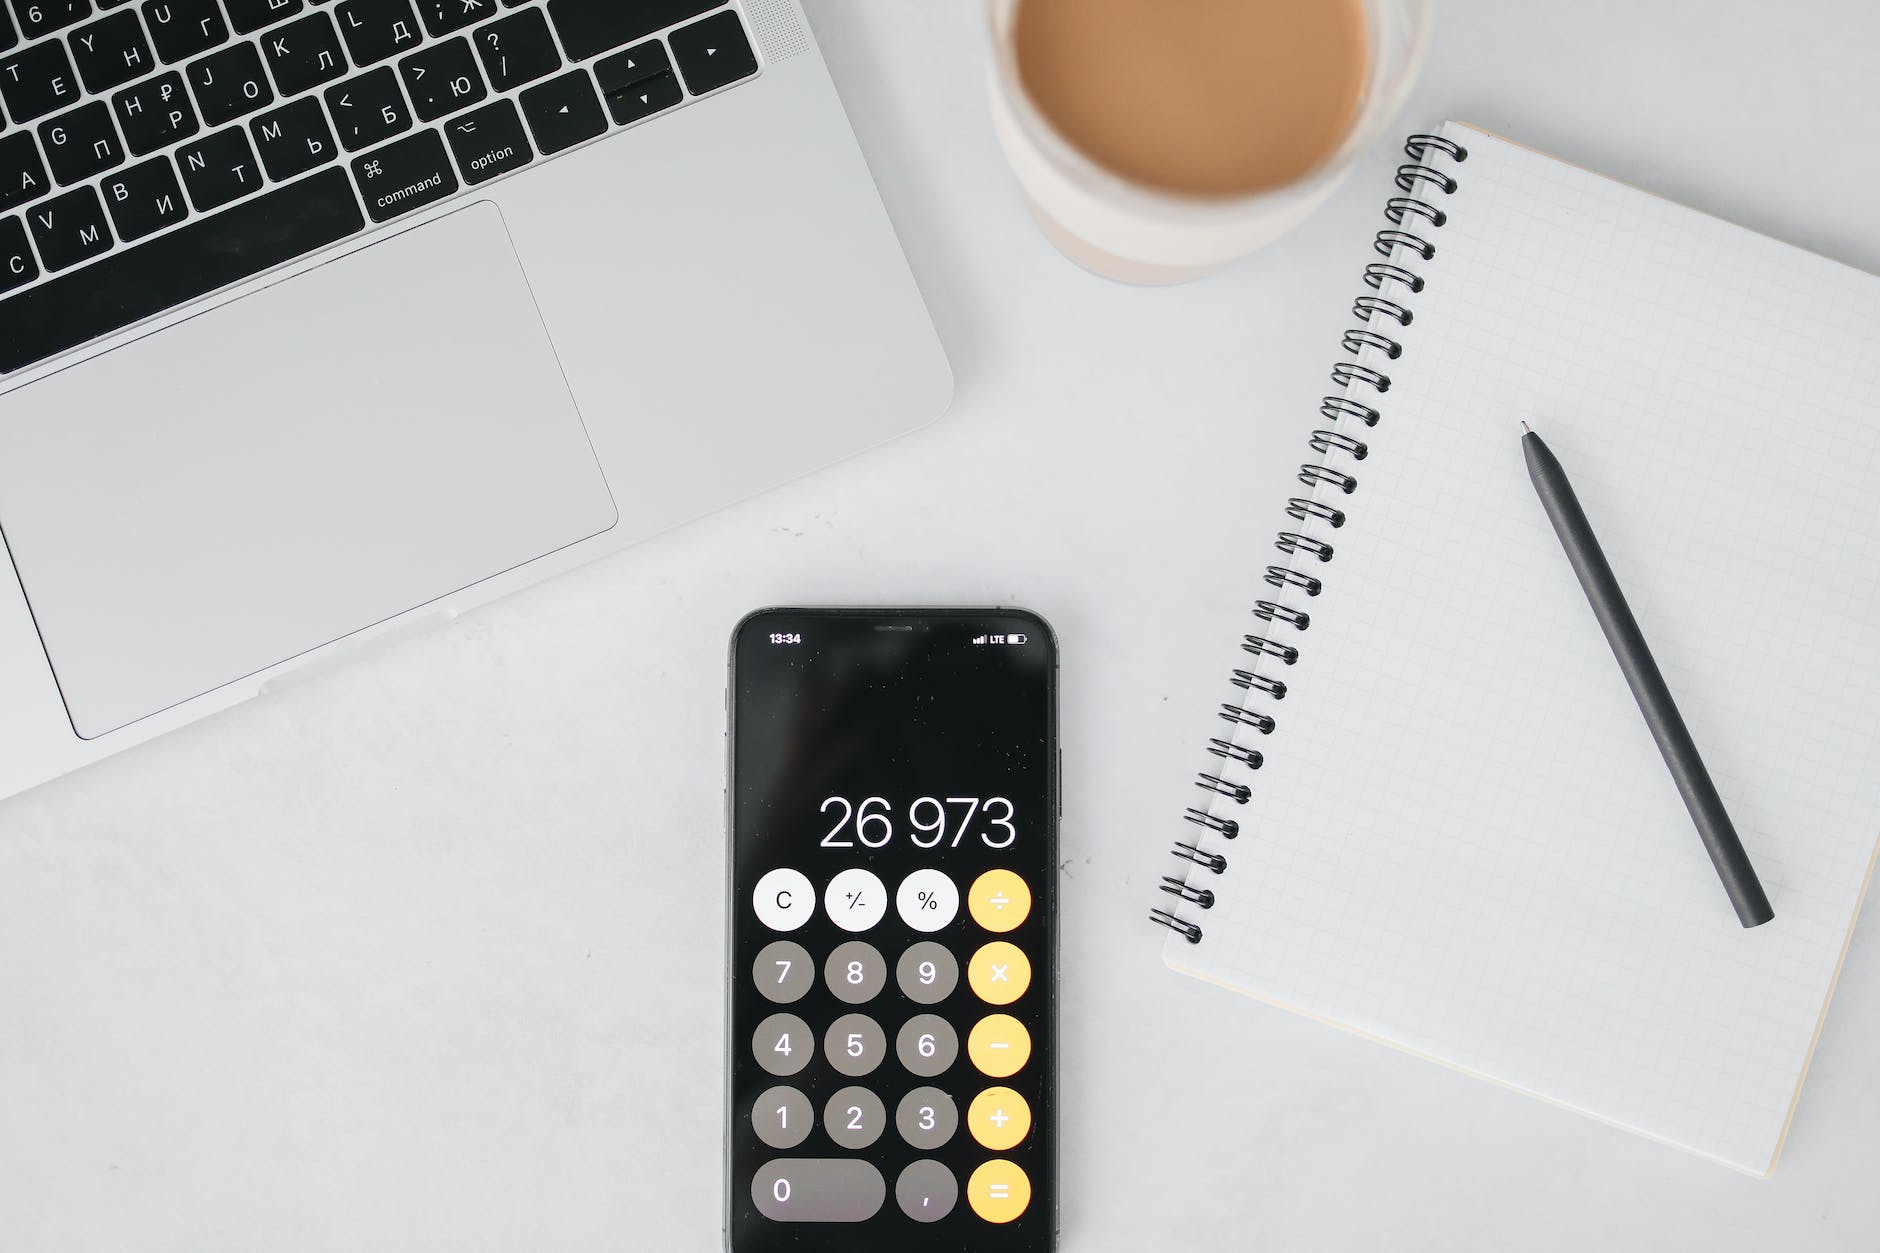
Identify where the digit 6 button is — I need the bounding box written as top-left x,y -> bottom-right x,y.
967,941 -> 1031,1005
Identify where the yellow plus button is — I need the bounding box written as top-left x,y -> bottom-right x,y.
968,869 -> 1031,932
967,1086 -> 1032,1151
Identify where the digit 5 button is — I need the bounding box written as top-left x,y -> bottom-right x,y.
967,941 -> 1031,1005
753,868 -> 814,932
968,869 -> 1031,932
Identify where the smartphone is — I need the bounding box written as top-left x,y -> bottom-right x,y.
726,607 -> 1058,1253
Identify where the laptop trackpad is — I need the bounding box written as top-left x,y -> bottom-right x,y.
0,203 -> 617,739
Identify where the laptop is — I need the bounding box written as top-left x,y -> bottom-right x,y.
0,0 -> 952,799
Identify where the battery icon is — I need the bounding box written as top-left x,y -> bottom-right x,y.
1008,634 -> 1028,645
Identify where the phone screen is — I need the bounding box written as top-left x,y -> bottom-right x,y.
727,608 -> 1057,1253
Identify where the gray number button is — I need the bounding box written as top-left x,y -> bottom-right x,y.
896,941 -> 959,1004
895,1013 -> 959,1078
824,1013 -> 886,1078
895,1159 -> 959,1223
755,940 -> 813,1004
895,1086 -> 958,1150
824,940 -> 886,1005
752,1085 -> 812,1150
754,1012 -> 813,1077
751,1159 -> 886,1222
823,1085 -> 886,1150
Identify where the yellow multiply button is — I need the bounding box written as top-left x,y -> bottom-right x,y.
966,1013 -> 1031,1078
966,1086 -> 1032,1151
967,941 -> 1031,1005
967,1159 -> 1031,1224
968,869 -> 1031,931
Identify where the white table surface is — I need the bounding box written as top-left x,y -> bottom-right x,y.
4,2 -> 1878,1249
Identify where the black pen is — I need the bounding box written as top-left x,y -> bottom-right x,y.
1522,423 -> 1774,928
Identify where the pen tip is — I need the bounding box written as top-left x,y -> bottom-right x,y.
1521,421 -> 1533,434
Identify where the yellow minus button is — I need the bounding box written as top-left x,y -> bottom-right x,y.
967,1159 -> 1031,1224
967,1013 -> 1031,1078
968,869 -> 1031,932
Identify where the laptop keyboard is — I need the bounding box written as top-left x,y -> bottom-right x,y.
0,0 -> 760,374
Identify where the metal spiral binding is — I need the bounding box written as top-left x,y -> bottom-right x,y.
1151,131 -> 1468,945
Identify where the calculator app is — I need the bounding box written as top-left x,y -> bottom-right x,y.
728,610 -> 1056,1253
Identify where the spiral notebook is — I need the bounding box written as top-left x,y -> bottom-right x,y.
1153,122 -> 1880,1176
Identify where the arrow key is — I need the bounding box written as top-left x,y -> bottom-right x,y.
595,39 -> 670,95
670,9 -> 758,96
603,69 -> 681,126
519,68 -> 607,156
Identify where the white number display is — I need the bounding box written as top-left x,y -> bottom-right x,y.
777,1105 -> 788,1128
918,961 -> 937,985
846,1106 -> 864,1131
773,1034 -> 791,1057
918,1107 -> 936,1131
846,1033 -> 865,1058
917,1033 -> 937,1058
774,961 -> 791,982
773,1178 -> 791,1203
816,796 -> 1019,850
846,961 -> 865,985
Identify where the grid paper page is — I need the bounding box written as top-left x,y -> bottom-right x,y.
1165,123 -> 1880,1174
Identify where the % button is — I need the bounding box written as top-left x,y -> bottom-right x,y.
896,869 -> 959,931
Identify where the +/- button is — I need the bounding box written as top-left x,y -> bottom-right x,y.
966,1086 -> 1031,1151
966,1013 -> 1031,1078
966,1159 -> 1031,1224
968,869 -> 1031,932
823,867 -> 887,933
967,941 -> 1031,1005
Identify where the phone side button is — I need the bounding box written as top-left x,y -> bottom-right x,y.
751,1159 -> 886,1222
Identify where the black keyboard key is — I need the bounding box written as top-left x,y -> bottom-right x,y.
37,100 -> 123,183
351,126 -> 454,220
602,68 -> 677,125
25,183 -> 111,270
397,34 -> 482,122
473,6 -> 557,93
112,69 -> 198,154
324,65 -> 409,151
70,9 -> 154,92
1,215 -> 37,294
442,94 -> 527,184
187,40 -> 272,125
593,39 -> 667,93
335,0 -> 421,67
0,5 -> 15,54
0,39 -> 83,124
0,130 -> 50,210
545,0 -> 721,62
250,94 -> 333,178
415,0 -> 494,39
0,168 -> 363,371
223,0 -> 303,35
668,9 -> 754,96
142,0 -> 229,63
176,124 -> 260,209
100,152 -> 185,239
518,67 -> 601,155
260,10 -> 347,95
15,0 -> 91,40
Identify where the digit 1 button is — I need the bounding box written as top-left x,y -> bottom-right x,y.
895,1159 -> 959,1223
968,869 -> 1031,932
823,940 -> 886,1004
967,1086 -> 1032,1151
753,868 -> 814,932
753,1012 -> 813,1077
896,941 -> 960,1004
895,868 -> 959,931
753,940 -> 813,1004
967,941 -> 1032,1005
967,1159 -> 1031,1224
751,1085 -> 812,1150
822,867 -> 887,933
967,1014 -> 1031,1078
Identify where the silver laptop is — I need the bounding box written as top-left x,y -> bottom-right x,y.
0,0 -> 951,799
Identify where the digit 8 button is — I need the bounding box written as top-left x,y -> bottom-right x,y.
968,869 -> 1031,932
967,941 -> 1031,1005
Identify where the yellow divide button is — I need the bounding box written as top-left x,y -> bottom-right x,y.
968,869 -> 1031,932
967,1086 -> 1032,1151
967,1159 -> 1032,1224
967,1013 -> 1031,1078
968,941 -> 1031,1005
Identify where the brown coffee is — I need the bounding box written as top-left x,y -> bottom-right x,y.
1013,0 -> 1369,198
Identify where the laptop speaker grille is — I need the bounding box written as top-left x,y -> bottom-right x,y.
746,0 -> 811,62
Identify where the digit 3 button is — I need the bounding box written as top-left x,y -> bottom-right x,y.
968,869 -> 1031,932
822,867 -> 887,933
752,868 -> 814,932
967,1159 -> 1032,1224
966,1086 -> 1032,1151
967,941 -> 1032,1005
967,1014 -> 1031,1078
895,868 -> 959,931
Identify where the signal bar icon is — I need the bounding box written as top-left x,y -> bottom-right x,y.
972,635 -> 988,645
